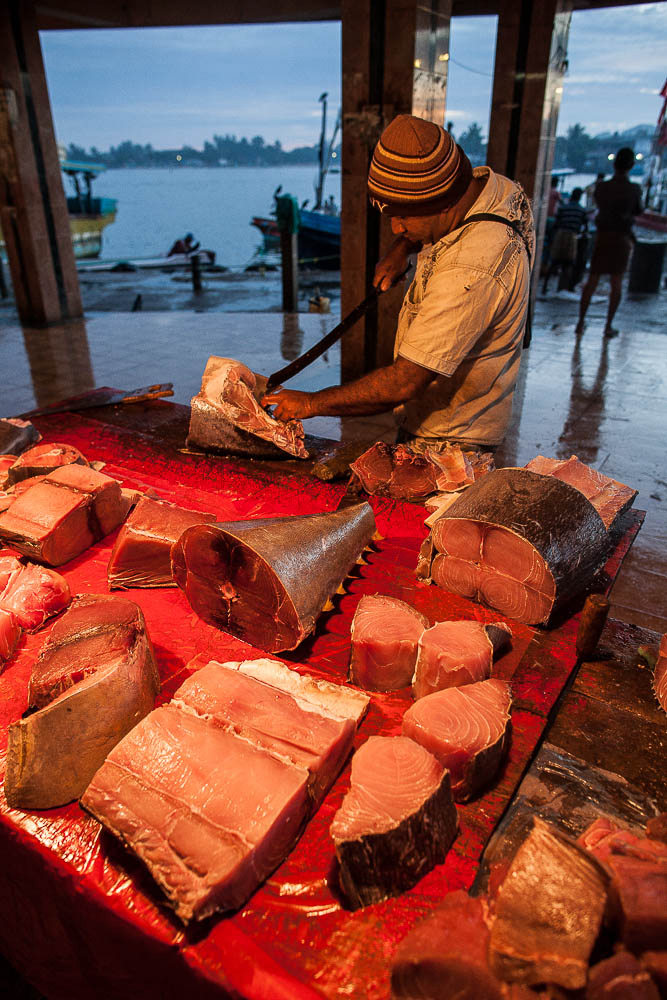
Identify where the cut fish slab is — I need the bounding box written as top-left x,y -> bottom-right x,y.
402,679 -> 512,801
330,736 -> 458,909
108,496 -> 217,589
82,657 -> 368,923
188,356 -> 308,459
349,594 -> 429,691
0,464 -> 131,566
412,619 -> 511,700
525,454 -> 637,531
4,594 -> 159,809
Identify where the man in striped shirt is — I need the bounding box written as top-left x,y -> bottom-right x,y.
542,188 -> 588,293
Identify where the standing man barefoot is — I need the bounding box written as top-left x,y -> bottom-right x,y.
576,147 -> 642,339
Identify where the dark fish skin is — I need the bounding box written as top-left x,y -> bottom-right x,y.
0,418 -> 40,457
172,502 -> 376,653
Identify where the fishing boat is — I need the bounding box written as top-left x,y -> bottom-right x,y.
61,158 -> 118,258
251,93 -> 341,270
0,156 -> 118,262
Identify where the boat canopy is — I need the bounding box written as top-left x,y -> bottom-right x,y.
61,159 -> 106,175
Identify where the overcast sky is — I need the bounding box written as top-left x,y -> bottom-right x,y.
40,2 -> 666,151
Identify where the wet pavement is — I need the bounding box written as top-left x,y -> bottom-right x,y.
0,273 -> 665,633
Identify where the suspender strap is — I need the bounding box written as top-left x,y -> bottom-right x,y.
452,211 -> 534,347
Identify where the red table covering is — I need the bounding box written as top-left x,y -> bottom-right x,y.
0,412 -> 643,999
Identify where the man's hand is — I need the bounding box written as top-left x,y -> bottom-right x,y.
373,236 -> 420,291
261,387 -> 315,422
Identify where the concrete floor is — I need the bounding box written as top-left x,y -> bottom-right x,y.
0,278 -> 665,634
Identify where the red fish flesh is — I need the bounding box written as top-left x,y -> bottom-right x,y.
654,633 -> 667,714
0,464 -> 131,566
605,855 -> 667,954
489,818 -> 609,989
349,594 -> 429,691
4,594 -> 159,809
0,455 -> 16,488
525,454 -> 637,531
82,657 -> 367,923
0,560 -> 70,631
0,608 -> 21,665
402,679 -> 512,801
108,496 -> 217,589
349,441 -> 487,501
412,620 -> 511,700
587,952 -> 660,1000
5,442 -> 87,485
172,502 -> 376,653
187,356 -> 308,459
391,891 -> 506,1000
330,735 -> 458,908
428,468 -> 610,626
173,657 -> 368,804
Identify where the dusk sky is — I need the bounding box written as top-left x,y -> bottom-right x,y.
39,3 -> 666,152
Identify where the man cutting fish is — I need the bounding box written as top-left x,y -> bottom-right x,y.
261,115 -> 534,454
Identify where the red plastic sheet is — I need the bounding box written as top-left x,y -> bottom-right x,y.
0,411 -> 643,1000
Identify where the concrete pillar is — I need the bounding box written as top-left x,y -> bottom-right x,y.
0,1 -> 82,325
486,0 -> 572,292
341,0 -> 451,382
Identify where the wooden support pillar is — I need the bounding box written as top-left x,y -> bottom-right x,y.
486,0 -> 572,294
341,0 -> 451,383
0,0 -> 82,325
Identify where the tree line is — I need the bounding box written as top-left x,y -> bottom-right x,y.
66,134 -> 329,168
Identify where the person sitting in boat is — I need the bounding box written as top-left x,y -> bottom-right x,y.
262,115 -> 534,455
168,233 -> 200,256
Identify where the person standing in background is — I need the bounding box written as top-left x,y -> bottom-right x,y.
576,148 -> 642,339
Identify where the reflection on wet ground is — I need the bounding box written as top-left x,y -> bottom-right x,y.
0,278 -> 665,632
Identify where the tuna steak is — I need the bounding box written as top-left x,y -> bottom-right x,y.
525,454 -> 637,531
349,594 -> 429,691
187,356 -> 308,459
4,594 -> 159,809
653,633 -> 667,714
171,502 -> 376,653
82,657 -> 366,923
0,464 -> 131,566
412,620 -> 511,700
429,468 -> 610,626
604,855 -> 667,954
0,559 -> 71,631
330,735 -> 458,908
6,442 -> 87,485
489,818 -> 609,989
391,891 -> 505,1000
107,496 -> 217,589
349,442 -> 438,500
587,952 -> 660,1000
402,679 -> 512,801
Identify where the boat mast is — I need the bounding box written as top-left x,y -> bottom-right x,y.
314,92 -> 328,211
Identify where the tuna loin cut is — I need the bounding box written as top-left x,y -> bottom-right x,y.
391,891 -> 505,1000
525,454 -> 637,531
488,818 -> 609,990
349,594 -> 429,691
412,619 -> 511,700
349,442 -> 438,500
330,735 -> 458,908
402,679 -> 512,801
587,952 -> 660,1000
430,468 -> 609,625
82,658 -> 367,923
0,464 -> 131,566
108,497 -> 217,589
4,594 -> 159,809
6,442 -> 87,485
172,502 -> 376,653
187,356 -> 308,459
173,657 -> 368,804
0,608 -> 21,665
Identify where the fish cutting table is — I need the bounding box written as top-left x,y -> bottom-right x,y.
0,397 -> 660,1000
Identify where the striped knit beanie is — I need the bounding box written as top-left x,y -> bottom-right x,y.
368,115 -> 473,216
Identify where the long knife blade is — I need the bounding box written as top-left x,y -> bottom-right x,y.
14,384 -> 174,420
265,288 -> 379,392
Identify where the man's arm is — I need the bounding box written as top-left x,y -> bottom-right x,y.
261,356 -> 435,422
374,236 -> 421,291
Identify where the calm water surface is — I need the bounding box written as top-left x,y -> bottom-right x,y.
91,165 -> 341,267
